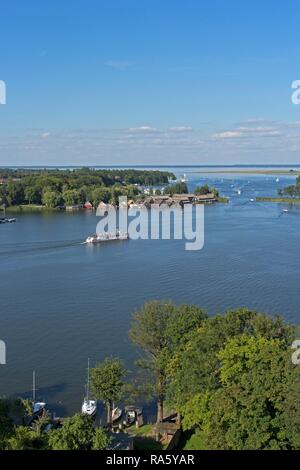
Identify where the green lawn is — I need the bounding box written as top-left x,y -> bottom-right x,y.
126,424 -> 163,450
180,430 -> 207,450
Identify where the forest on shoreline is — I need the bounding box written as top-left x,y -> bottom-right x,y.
0,168 -> 175,209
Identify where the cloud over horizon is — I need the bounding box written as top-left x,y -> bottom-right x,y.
0,120 -> 300,166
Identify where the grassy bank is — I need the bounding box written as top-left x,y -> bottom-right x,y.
256,197 -> 300,204
217,196 -> 229,203
179,430 -> 207,450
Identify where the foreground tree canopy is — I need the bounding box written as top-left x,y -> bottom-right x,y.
1,303 -> 299,450
167,308 -> 300,450
129,301 -> 207,423
48,414 -> 110,450
90,357 -> 126,426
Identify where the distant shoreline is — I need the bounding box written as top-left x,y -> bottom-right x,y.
256,197 -> 300,204
200,170 -> 300,176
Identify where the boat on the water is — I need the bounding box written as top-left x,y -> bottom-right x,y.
112,406 -> 122,422
180,173 -> 188,183
84,230 -> 128,244
81,358 -> 97,417
0,217 -> 16,224
32,371 -> 46,416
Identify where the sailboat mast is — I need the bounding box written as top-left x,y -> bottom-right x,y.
32,370 -> 36,402
87,358 -> 90,400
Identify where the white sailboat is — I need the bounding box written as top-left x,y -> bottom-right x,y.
81,358 -> 97,417
32,370 -> 46,416
180,173 -> 188,183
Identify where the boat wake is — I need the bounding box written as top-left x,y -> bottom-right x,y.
0,239 -> 83,258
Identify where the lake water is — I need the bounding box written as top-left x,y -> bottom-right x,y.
1,167 -> 300,418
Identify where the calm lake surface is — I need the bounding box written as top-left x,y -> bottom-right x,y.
1,167 -> 300,417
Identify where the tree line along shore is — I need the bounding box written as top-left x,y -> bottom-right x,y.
0,168 -> 228,212
1,301 -> 300,450
0,168 -> 175,210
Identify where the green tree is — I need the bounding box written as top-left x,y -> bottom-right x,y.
91,187 -> 112,206
0,399 -> 14,450
181,335 -> 297,450
129,301 -> 206,423
210,186 -> 219,198
48,413 -> 109,450
31,411 -> 51,437
24,186 -> 40,205
92,427 -> 111,450
42,189 -> 62,208
164,182 -> 188,196
168,308 -> 295,449
194,184 -> 210,195
90,358 -> 126,426
6,426 -> 46,450
62,189 -> 81,206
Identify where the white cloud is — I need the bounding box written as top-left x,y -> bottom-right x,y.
213,130 -> 243,139
168,126 -> 194,132
128,126 -> 159,133
213,126 -> 280,139
41,132 -> 51,138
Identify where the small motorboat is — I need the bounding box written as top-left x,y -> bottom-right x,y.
283,209 -> 289,213
250,198 -> 255,202
126,409 -> 136,425
112,406 -> 122,422
6,218 -> 16,223
125,405 -> 143,426
33,401 -> 46,416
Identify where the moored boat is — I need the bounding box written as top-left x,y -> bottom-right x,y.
32,370 -> 46,416
81,358 -> 97,417
112,406 -> 122,422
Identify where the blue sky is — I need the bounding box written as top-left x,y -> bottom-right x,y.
1,0 -> 300,165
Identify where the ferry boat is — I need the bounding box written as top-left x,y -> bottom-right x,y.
84,230 -> 128,244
